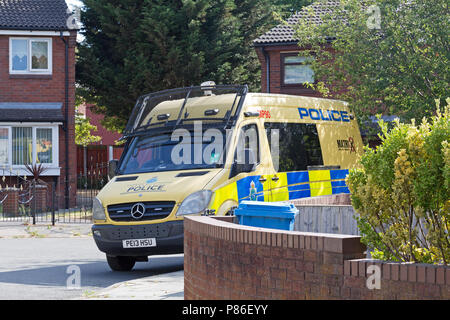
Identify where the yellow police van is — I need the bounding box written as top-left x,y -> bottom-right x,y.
92,83 -> 363,271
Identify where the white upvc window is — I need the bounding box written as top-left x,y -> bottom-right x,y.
282,53 -> 315,85
0,127 -> 10,166
0,124 -> 59,176
9,38 -> 53,74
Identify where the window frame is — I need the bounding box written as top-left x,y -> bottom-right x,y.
280,52 -> 315,87
9,37 -> 53,75
229,122 -> 261,179
264,122 -> 324,172
0,123 -> 59,174
34,127 -> 55,165
0,126 -> 12,167
233,122 -> 261,166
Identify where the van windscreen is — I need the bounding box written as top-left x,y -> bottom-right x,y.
119,129 -> 228,174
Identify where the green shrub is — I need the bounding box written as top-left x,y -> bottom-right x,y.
347,99 -> 450,264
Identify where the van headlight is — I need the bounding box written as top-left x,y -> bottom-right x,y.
176,190 -> 213,216
92,197 -> 106,220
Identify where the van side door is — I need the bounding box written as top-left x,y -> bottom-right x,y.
230,122 -> 271,203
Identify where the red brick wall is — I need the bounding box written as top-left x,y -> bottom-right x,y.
77,103 -> 123,146
255,44 -> 321,97
184,216 -> 450,300
0,32 -> 78,206
343,259 -> 450,299
1,188 -> 19,215
255,44 -> 349,100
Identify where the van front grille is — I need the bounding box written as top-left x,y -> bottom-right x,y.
107,201 -> 175,222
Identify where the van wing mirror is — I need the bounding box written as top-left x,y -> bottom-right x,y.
108,160 -> 119,180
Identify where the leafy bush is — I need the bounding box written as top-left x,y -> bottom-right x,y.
347,99 -> 450,264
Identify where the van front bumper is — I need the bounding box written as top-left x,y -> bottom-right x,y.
92,220 -> 184,257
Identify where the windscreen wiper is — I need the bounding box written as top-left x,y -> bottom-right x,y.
175,88 -> 192,127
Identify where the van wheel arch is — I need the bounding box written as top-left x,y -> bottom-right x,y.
217,200 -> 239,216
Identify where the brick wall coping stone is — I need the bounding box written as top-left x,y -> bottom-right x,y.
184,216 -> 366,255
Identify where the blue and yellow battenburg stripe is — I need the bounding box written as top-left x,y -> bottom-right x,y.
210,169 -> 350,211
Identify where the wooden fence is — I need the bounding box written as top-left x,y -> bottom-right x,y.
293,205 -> 360,236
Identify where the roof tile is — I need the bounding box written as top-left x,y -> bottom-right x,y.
254,1 -> 344,45
0,102 -> 64,122
0,0 -> 71,31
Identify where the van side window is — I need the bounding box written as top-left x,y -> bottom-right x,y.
235,124 -> 260,164
264,123 -> 323,172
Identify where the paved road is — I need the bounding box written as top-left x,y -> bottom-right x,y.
0,237 -> 184,300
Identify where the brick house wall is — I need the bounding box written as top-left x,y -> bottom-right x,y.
0,31 -> 78,206
254,44 -> 346,98
76,103 -> 124,175
253,2 -> 345,98
255,44 -> 322,97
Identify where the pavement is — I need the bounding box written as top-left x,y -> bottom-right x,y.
0,222 -> 184,300
79,270 -> 184,300
0,221 -> 93,239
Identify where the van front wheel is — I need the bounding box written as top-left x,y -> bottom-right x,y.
106,255 -> 136,271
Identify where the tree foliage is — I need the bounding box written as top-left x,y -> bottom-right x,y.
347,99 -> 450,264
293,0 -> 449,123
76,0 -> 301,131
274,0 -> 313,15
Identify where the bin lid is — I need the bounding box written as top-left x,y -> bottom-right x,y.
235,201 -> 298,218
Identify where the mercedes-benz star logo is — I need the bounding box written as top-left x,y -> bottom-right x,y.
131,203 -> 146,220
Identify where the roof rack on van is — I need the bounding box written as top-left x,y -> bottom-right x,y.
122,84 -> 248,140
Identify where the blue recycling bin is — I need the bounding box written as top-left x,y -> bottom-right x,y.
234,201 -> 299,231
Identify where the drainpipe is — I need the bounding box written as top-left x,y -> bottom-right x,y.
261,47 -> 270,93
60,31 -> 70,209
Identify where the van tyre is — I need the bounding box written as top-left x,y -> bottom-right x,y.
106,255 -> 136,271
